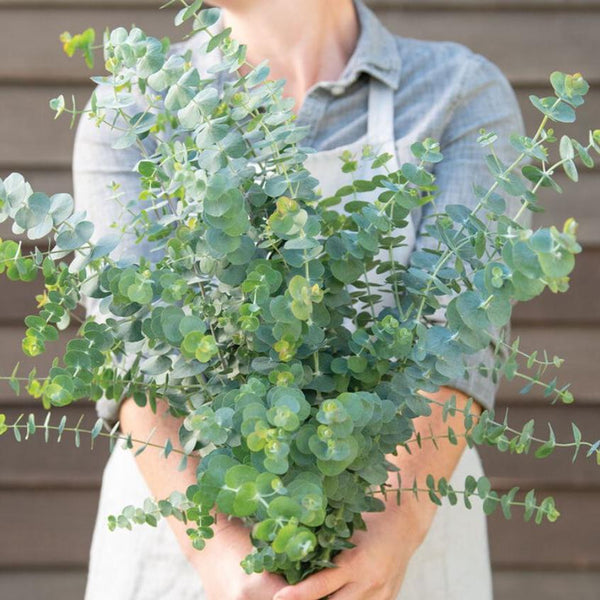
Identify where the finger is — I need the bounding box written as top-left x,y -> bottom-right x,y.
273,567 -> 346,600
248,572 -> 288,598
327,582 -> 368,600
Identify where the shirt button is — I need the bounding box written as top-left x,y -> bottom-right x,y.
330,84 -> 345,96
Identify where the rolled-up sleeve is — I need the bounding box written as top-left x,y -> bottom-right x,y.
411,53 -> 531,413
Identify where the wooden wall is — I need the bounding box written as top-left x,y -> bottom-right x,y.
0,1 -> 598,598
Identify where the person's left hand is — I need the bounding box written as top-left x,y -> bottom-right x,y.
273,501 -> 427,600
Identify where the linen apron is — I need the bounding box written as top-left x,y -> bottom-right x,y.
84,77 -> 493,600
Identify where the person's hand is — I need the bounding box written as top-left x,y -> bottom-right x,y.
189,516 -> 289,600
273,503 -> 427,600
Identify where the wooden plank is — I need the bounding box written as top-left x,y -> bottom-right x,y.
3,567 -> 600,600
532,170 -> 600,249
498,327 -> 600,404
0,8 -> 183,83
3,0 -> 600,8
493,571 -> 600,600
0,323 -> 598,404
0,8 -> 599,84
0,85 -> 91,169
0,570 -> 87,600
511,249 -> 600,324
374,0 -> 600,8
3,166 -> 600,248
0,246 -> 591,326
1,250 -> 595,326
0,487 -> 596,568
0,489 -> 98,567
1,83 -> 598,170
0,275 -> 47,324
489,490 -> 600,569
379,10 -> 600,85
379,0 -> 600,7
0,326 -> 76,401
1,403 -> 597,489
0,404 -> 108,486
479,404 -> 600,488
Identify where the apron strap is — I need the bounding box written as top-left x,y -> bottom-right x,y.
367,77 -> 395,147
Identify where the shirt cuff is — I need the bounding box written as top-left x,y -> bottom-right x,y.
441,344 -> 499,414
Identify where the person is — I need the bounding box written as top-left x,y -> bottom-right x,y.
74,1 -> 527,598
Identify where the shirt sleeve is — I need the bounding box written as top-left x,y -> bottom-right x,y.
410,52 -> 531,413
72,84 -> 160,431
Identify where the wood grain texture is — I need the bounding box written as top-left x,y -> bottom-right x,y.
1,83 -> 598,169
0,487 -> 596,568
489,490 -> 600,569
3,0 -> 600,8
0,274 -> 48,324
0,247 -> 597,325
0,489 -> 98,567
0,85 -> 93,169
0,8 -> 598,83
0,570 -> 87,600
0,326 -> 77,401
0,325 -> 598,403
493,571 -> 600,600
1,570 -> 600,600
498,327 -> 600,404
5,244 -> 600,324
531,170 -> 600,249
3,168 -> 600,248
0,405 -> 108,487
1,403 -> 597,490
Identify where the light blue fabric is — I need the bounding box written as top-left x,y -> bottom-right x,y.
73,0 -> 528,428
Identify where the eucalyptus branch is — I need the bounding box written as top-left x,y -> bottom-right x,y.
0,411 -> 189,458
1,2 -> 598,584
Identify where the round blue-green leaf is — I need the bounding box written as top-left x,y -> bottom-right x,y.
140,355 -> 172,376
253,518 -> 278,542
15,193 -> 51,229
233,482 -> 259,517
285,530 -> 317,561
90,233 -> 120,260
49,193 -> 74,225
267,496 -> 302,520
178,315 -> 206,336
55,220 -> 94,251
225,465 -> 258,488
161,306 -> 185,344
127,280 -> 153,304
330,257 -> 363,284
206,227 -> 241,255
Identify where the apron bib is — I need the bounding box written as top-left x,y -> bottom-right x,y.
304,79 -> 416,324
84,78 -> 493,600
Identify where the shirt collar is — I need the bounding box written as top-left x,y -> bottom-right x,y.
334,0 -> 403,91
190,0 -> 402,92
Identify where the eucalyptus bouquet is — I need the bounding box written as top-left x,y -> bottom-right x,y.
0,0 -> 599,585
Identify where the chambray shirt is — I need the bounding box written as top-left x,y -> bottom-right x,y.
73,0 -> 527,427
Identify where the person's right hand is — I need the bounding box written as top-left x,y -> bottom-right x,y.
189,515 -> 289,600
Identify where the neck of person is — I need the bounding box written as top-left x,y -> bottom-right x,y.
219,0 -> 359,113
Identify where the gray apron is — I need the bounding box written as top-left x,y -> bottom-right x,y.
85,77 -> 493,600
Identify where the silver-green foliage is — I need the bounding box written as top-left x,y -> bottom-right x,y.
0,0 -> 598,584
